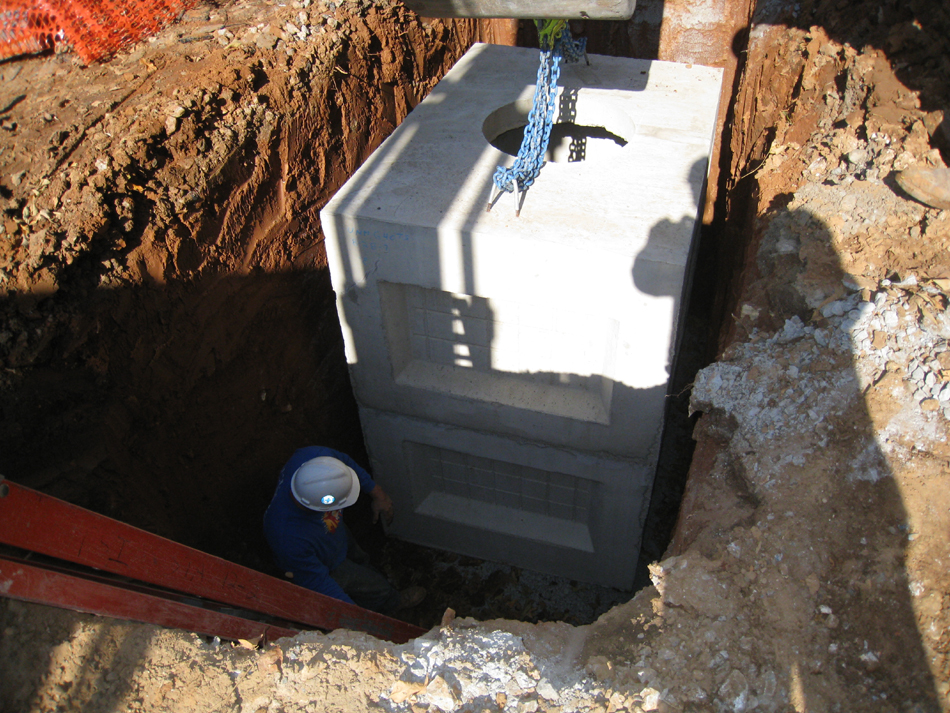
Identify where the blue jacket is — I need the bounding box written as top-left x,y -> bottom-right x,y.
263,446 -> 376,604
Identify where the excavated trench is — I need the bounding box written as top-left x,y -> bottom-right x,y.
0,2 -> 748,631
1,7 -> 949,705
0,2 -> 775,627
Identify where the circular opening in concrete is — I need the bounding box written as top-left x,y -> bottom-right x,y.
482,94 -> 634,164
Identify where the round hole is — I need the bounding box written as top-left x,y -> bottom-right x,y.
482,94 -> 634,164
490,122 -> 628,163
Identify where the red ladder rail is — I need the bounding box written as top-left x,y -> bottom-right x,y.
0,478 -> 425,643
0,555 -> 298,644
0,550 -> 304,634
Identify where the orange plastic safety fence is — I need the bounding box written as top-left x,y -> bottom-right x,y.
0,1 -> 57,59
0,0 -> 197,64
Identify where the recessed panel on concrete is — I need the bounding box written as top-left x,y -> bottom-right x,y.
359,407 -> 648,589
380,281 -> 617,424
320,44 -> 722,586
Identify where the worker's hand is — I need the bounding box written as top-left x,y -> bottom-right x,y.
369,485 -> 394,526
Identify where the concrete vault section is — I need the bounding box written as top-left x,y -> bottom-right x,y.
321,44 -> 722,589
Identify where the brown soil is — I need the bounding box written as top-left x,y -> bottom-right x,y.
1,0 -> 949,711
0,0 -> 481,571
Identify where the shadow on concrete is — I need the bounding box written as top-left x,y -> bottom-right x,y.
630,156 -> 710,588
322,46 -> 702,595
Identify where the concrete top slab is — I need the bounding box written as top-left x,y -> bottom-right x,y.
321,44 -> 723,457
324,43 -> 723,263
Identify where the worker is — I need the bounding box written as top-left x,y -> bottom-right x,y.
263,446 -> 426,615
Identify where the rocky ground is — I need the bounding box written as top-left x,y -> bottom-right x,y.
1,0 -> 950,711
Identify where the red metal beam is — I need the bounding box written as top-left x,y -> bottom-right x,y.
0,551 -> 303,631
0,479 -> 425,643
0,556 -> 298,644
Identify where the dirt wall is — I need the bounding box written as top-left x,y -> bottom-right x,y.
2,1 -> 950,710
0,0 -> 492,569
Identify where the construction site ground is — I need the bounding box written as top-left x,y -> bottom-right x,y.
1,0 -> 949,711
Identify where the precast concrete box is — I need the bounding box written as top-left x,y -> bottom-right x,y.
358,407 -> 654,588
321,43 -> 722,589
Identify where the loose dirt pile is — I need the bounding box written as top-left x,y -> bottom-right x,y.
1,0 -> 950,711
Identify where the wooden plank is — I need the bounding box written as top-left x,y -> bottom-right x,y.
0,479 -> 425,643
0,556 -> 298,644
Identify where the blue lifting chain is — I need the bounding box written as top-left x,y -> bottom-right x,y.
488,20 -> 587,217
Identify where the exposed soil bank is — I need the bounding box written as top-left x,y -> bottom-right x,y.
0,0 -> 483,575
1,0 -> 949,711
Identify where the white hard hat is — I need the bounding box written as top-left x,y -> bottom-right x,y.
291,457 -> 360,511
